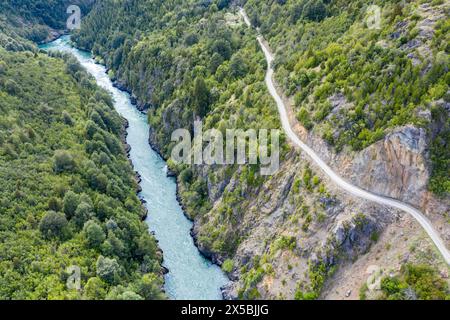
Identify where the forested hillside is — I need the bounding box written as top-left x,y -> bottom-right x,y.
72,0 -> 449,300
243,0 -> 449,196
0,4 -> 164,299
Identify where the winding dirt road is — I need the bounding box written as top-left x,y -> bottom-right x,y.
239,8 -> 450,265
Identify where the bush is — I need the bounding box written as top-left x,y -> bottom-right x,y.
83,277 -> 107,299
63,191 -> 79,218
96,256 -> 120,284
297,107 -> 312,129
83,220 -> 106,248
380,264 -> 449,300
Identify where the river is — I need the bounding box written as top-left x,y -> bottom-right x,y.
40,35 -> 228,299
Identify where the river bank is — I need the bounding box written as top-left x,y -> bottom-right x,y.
40,36 -> 228,299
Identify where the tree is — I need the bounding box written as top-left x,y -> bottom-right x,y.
48,197 -> 62,212
62,111 -> 74,126
216,0 -> 230,10
193,77 -> 210,118
211,39 -> 232,60
230,55 -> 248,78
291,3 -> 305,23
39,211 -> 68,240
102,230 -> 125,257
63,191 -> 79,219
184,33 -> 199,46
74,202 -> 94,228
66,57 -> 83,77
95,199 -> 113,221
210,52 -> 224,73
5,79 -> 20,95
86,168 -> 108,192
85,120 -> 99,139
118,291 -> 144,300
0,61 -> 7,75
136,233 -> 158,259
135,274 -> 164,300
180,168 -> 193,184
83,220 -> 106,248
250,11 -> 261,28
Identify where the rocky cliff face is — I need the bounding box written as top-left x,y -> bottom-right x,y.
174,147 -> 394,299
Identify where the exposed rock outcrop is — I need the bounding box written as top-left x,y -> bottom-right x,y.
345,125 -> 429,206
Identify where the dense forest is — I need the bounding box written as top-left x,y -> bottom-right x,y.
0,2 -> 165,299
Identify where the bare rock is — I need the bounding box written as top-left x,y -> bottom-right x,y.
347,125 -> 429,207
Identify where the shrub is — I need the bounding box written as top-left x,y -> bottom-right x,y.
53,150 -> 76,173
380,264 -> 449,300
83,277 -> 107,300
39,211 -> 68,240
